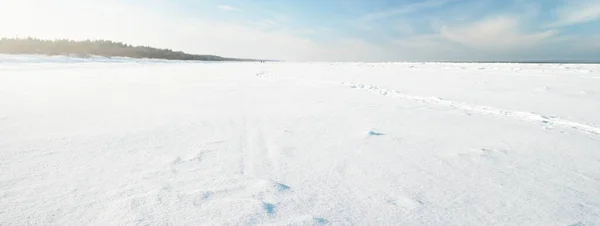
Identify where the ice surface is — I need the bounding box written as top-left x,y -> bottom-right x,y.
1,56 -> 600,225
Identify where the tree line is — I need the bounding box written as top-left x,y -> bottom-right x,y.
0,37 -> 257,61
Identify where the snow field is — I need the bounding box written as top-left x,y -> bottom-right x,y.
1,57 -> 600,225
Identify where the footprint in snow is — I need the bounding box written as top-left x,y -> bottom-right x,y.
480,148 -> 508,156
368,130 -> 385,136
256,71 -> 271,78
192,192 -> 213,207
172,157 -> 182,164
387,196 -> 423,210
459,148 -> 508,162
275,183 -> 291,191
203,191 -> 212,200
314,217 -> 330,225
171,152 -> 206,165
262,202 -> 276,216
535,86 -> 550,92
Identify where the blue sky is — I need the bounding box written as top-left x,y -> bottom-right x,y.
1,0 -> 599,61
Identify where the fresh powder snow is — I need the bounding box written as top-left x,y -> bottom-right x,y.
1,55 -> 600,225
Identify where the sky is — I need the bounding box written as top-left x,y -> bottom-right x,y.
0,0 -> 599,62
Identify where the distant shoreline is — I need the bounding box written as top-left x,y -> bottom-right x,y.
0,37 -> 264,62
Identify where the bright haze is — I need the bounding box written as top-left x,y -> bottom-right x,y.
1,0 -> 599,61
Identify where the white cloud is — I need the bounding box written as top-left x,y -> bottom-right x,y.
548,0 -> 600,27
395,34 -> 444,48
439,17 -> 557,51
258,19 -> 278,27
217,5 -> 243,12
392,34 -> 478,61
217,5 -> 242,12
395,21 -> 416,35
273,14 -> 290,23
359,0 -> 453,22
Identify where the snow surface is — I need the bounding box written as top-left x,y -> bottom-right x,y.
1,55 -> 600,225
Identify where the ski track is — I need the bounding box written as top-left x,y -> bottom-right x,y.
344,82 -> 600,136
232,118 -> 302,223
243,120 -> 274,178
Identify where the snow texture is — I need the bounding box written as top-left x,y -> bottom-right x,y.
1,55 -> 600,225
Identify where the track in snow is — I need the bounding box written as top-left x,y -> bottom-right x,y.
344,82 -> 600,136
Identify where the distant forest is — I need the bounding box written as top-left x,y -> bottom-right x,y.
0,37 -> 257,61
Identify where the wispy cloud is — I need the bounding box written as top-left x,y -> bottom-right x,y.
252,19 -> 278,29
359,0 -> 453,22
217,5 -> 242,12
261,19 -> 278,26
440,16 -> 557,51
548,1 -> 600,27
395,21 -> 415,35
